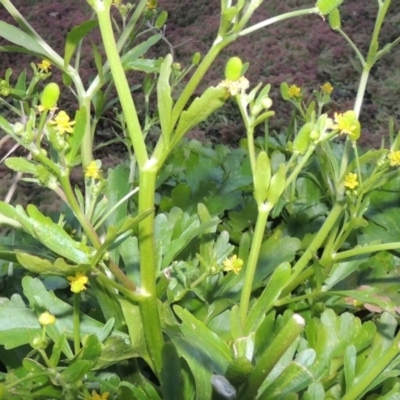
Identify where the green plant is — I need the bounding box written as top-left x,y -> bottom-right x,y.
1,0 -> 400,399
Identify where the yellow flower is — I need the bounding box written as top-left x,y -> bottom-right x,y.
320,82 -> 333,94
85,161 -> 102,180
38,59 -> 51,73
86,390 -> 110,400
38,311 -> 56,326
344,173 -> 359,190
223,255 -> 243,275
287,84 -> 302,99
67,273 -> 88,293
112,0 -> 121,5
388,150 -> 400,166
147,0 -> 157,10
219,76 -> 250,96
332,111 -> 360,140
49,111 -> 76,135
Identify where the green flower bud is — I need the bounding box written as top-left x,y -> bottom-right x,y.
192,52 -> 201,65
328,8 -> 341,30
316,0 -> 343,16
40,82 -> 60,111
225,56 -> 243,81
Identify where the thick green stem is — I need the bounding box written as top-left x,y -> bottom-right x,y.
138,164 -> 164,376
96,5 -> 148,169
73,293 -> 81,354
239,202 -> 271,325
283,201 -> 346,295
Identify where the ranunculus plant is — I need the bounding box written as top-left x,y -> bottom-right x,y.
1,0 -> 400,399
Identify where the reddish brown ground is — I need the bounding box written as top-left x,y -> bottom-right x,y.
0,0 -> 399,207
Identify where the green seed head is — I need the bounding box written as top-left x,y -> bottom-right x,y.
225,57 -> 243,81
316,0 -> 343,16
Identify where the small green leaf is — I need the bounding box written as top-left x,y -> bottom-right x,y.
61,360 -> 92,383
157,54 -> 174,145
64,20 -> 98,68
245,262 -> 291,334
66,107 -> 87,165
5,157 -> 38,175
172,86 -> 226,146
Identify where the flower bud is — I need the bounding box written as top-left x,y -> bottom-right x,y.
40,82 -> 60,111
224,57 -> 243,81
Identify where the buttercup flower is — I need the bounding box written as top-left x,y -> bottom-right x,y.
388,151 -> 400,167
49,111 -> 75,135
219,76 -> 249,97
344,173 -> 359,190
67,273 -> 88,293
287,84 -> 302,99
147,0 -> 157,10
223,255 -> 244,275
86,390 -> 110,400
320,82 -> 333,94
38,311 -> 56,326
37,59 -> 51,73
332,111 -> 360,140
85,161 -> 102,180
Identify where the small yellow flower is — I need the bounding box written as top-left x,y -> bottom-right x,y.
287,84 -> 302,99
86,390 -> 110,400
37,59 -> 51,73
67,273 -> 89,293
147,0 -> 157,10
48,110 -> 76,135
219,76 -> 250,97
112,0 -> 121,5
38,311 -> 56,326
85,161 -> 102,180
332,111 -> 360,140
344,173 -> 359,190
388,150 -> 400,167
320,82 -> 333,94
223,255 -> 243,275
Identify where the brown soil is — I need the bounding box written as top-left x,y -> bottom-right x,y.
0,0 -> 399,209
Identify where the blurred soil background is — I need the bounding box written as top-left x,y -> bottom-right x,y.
0,0 -> 400,210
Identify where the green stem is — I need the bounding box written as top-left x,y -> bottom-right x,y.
239,7 -> 319,37
283,201 -> 346,295
239,202 -> 271,325
138,165 -> 164,376
96,5 -> 148,169
285,145 -> 315,188
333,241 -> 400,261
73,293 -> 80,354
